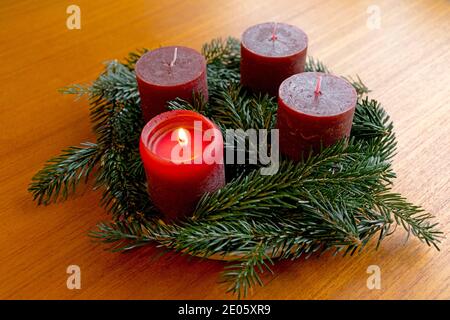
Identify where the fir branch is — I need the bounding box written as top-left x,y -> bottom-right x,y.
202,37 -> 240,66
91,183 -> 441,297
89,196 -> 389,298
305,56 -> 330,73
96,60 -> 140,103
58,84 -> 91,99
210,84 -> 277,131
28,142 -> 100,205
91,185 -> 442,298
203,37 -> 241,95
193,140 -> 393,221
59,58 -> 149,219
168,85 -> 278,180
59,61 -> 144,217
207,63 -> 241,95
60,60 -> 140,105
90,218 -> 328,264
372,192 -> 443,249
210,85 -> 276,130
96,148 -> 152,220
90,219 -> 154,252
91,100 -> 149,219
353,98 -> 393,138
167,94 -> 211,117
344,75 -> 370,96
168,84 -> 278,133
72,59 -> 147,219
221,242 -> 273,299
352,97 -> 397,161
124,48 -> 149,70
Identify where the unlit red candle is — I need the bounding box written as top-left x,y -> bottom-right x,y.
135,46 -> 208,122
277,72 -> 357,161
240,22 -> 308,96
139,110 -> 225,220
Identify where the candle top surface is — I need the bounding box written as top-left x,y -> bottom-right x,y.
241,22 -> 308,57
152,126 -> 207,162
279,72 -> 357,116
140,110 -> 222,165
135,46 -> 206,86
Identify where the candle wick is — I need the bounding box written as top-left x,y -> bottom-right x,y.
271,22 -> 278,41
169,47 -> 178,67
314,75 -> 322,96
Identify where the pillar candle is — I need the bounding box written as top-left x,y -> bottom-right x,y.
277,72 -> 357,161
140,110 -> 225,220
240,22 -> 308,96
135,46 -> 208,122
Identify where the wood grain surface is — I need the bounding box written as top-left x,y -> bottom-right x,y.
0,0 -> 449,300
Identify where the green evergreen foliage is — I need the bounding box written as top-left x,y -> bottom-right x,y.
29,37 -> 441,298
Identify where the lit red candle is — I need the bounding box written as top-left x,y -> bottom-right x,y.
240,22 -> 308,96
139,110 -> 225,220
277,72 -> 357,161
135,46 -> 208,122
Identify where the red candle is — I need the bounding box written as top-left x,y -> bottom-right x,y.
135,46 -> 208,122
240,22 -> 308,96
277,72 -> 357,161
139,110 -> 225,220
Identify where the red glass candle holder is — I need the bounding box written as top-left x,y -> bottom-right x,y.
139,110 -> 225,220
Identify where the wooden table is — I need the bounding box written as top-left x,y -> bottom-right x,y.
1,0 -> 449,300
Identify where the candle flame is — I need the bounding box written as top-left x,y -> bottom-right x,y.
177,127 -> 188,147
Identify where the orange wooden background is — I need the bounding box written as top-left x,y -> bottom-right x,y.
0,0 -> 449,299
